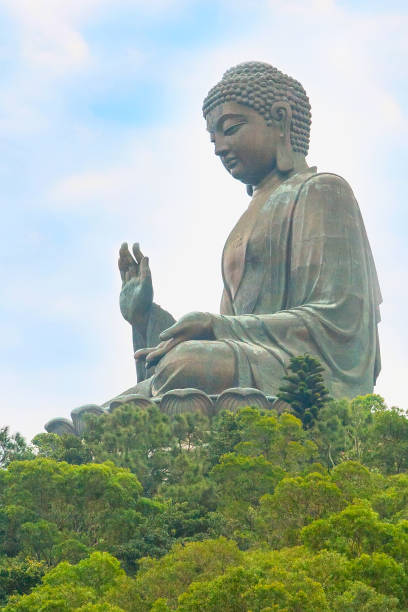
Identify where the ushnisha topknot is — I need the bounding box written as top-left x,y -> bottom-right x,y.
203,61 -> 311,156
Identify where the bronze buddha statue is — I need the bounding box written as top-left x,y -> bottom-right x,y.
46,62 -> 382,433
117,61 -> 381,401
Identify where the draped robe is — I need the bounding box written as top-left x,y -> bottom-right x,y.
132,168 -> 381,399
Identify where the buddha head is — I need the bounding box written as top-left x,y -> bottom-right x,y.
203,62 -> 312,188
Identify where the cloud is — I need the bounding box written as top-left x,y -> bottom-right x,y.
1,0 -> 189,76
2,0 -> 408,440
1,0 -> 97,73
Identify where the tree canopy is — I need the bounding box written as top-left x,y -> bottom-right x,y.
2,376 -> 408,610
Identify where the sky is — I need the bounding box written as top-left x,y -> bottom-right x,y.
1,0 -> 407,441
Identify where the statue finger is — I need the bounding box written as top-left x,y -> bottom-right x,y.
119,242 -> 137,273
134,347 -> 155,361
140,256 -> 151,280
145,338 -> 179,365
119,242 -> 128,256
119,242 -> 131,262
118,257 -> 127,282
118,243 -> 129,271
145,339 -> 169,362
160,320 -> 186,341
132,242 -> 144,264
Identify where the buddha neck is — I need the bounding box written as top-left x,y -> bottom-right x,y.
252,154 -> 310,197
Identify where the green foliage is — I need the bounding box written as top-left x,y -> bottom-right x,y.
33,433 -> 93,465
310,394 -> 408,474
206,411 -> 241,467
278,354 -> 331,428
83,404 -> 178,495
332,581 -> 399,611
330,461 -> 384,501
234,408 -> 318,471
366,405 -> 408,474
0,458 -> 169,578
2,376 -> 408,608
301,500 -> 408,561
132,538 -> 243,609
211,453 -> 283,509
176,566 -> 261,612
3,552 -> 127,611
254,472 -> 346,547
5,523 -> 408,611
371,473 -> 408,520
349,553 -> 408,605
0,427 -> 34,467
0,557 -> 46,605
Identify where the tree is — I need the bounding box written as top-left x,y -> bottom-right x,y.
301,501 -> 408,562
330,461 -> 384,502
210,453 -> 284,540
33,433 -> 92,465
371,473 -> 408,520
0,458 -> 169,573
278,355 -> 331,429
84,404 -> 177,495
0,557 -> 46,606
206,411 -> 242,468
366,406 -> 408,474
343,396 -> 382,462
332,581 -> 399,611
254,472 -> 346,547
349,552 -> 408,606
3,552 -> 128,611
0,427 -> 34,468
170,412 -> 209,453
222,407 -> 317,473
129,538 -> 243,611
176,566 -> 260,612
311,398 -> 350,468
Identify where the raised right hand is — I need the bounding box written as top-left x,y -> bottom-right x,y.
119,242 -> 153,330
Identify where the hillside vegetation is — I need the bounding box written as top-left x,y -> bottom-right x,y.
2,357 -> 408,610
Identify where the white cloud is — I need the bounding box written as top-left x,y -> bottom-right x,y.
2,0 -> 408,439
1,0 -> 96,73
1,0 -> 188,75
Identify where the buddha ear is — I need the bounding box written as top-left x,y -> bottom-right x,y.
270,101 -> 294,173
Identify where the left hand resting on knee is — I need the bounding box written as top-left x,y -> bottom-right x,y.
134,311 -> 215,366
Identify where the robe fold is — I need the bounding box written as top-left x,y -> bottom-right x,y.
212,168 -> 381,398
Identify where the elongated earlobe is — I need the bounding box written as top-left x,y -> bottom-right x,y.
270,101 -> 294,173
276,140 -> 294,172
246,184 -> 253,196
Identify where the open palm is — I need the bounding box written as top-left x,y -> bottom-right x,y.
119,242 -> 153,330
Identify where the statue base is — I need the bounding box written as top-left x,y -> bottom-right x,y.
45,387 -> 285,436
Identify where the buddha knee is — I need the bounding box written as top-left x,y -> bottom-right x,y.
160,340 -> 207,375
152,340 -> 235,395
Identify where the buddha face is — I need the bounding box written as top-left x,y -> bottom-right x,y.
206,102 -> 280,186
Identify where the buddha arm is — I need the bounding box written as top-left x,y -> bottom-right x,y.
131,304 -> 176,382
220,287 -> 235,315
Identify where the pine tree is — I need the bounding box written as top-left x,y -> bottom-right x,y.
277,355 -> 331,429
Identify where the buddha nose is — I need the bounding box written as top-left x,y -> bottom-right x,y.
214,136 -> 229,157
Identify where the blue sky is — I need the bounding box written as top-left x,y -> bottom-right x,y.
1,0 -> 407,440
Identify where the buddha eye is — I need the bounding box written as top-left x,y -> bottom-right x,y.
224,122 -> 245,136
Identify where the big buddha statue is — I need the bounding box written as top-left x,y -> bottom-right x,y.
46,62 -> 382,433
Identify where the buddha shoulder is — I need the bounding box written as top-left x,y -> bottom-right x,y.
300,172 -> 355,199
